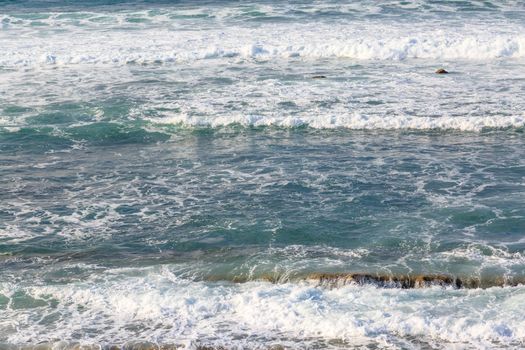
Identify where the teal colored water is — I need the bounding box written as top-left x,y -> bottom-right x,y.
1,1 -> 525,349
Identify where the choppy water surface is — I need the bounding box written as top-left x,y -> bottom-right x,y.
1,0 -> 525,349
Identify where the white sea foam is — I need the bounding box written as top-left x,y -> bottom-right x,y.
1,267 -> 524,348
153,113 -> 525,132
1,13 -> 525,67
439,245 -> 525,268
1,6 -> 524,134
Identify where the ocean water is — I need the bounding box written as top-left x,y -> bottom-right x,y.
1,0 -> 525,349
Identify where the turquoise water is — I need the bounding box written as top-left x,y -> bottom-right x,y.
1,1 -> 525,349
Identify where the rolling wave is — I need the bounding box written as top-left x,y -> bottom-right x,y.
1,14 -> 524,67
2,267 -> 524,347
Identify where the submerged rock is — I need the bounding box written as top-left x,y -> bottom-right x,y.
204,271 -> 525,289
107,345 -> 181,350
413,274 -> 459,288
123,342 -> 159,350
159,345 -> 183,350
312,75 -> 327,79
20,343 -> 102,350
268,346 -> 285,350
435,68 -> 448,74
305,272 -> 463,289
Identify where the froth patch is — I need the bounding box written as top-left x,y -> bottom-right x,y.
2,20 -> 525,68
3,272 -> 525,348
155,113 -> 525,132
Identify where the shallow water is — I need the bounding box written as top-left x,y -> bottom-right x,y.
1,0 -> 525,349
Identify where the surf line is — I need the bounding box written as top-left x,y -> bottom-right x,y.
202,272 -> 524,289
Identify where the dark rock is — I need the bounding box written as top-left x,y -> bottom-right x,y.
413,274 -> 459,288
159,345 -> 183,350
306,272 -> 462,289
205,271 -> 524,289
312,75 -> 327,79
268,346 -> 285,350
435,68 -> 448,74
123,342 -> 158,350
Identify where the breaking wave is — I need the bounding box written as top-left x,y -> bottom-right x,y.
1,15 -> 525,67
152,113 -> 525,132
2,267 -> 525,348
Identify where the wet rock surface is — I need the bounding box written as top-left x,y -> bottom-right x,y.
203,271 -> 525,289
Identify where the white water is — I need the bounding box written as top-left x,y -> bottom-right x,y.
152,113 -> 525,131
1,20 -> 525,67
2,5 -> 525,132
1,266 -> 525,348
2,4 -> 525,348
